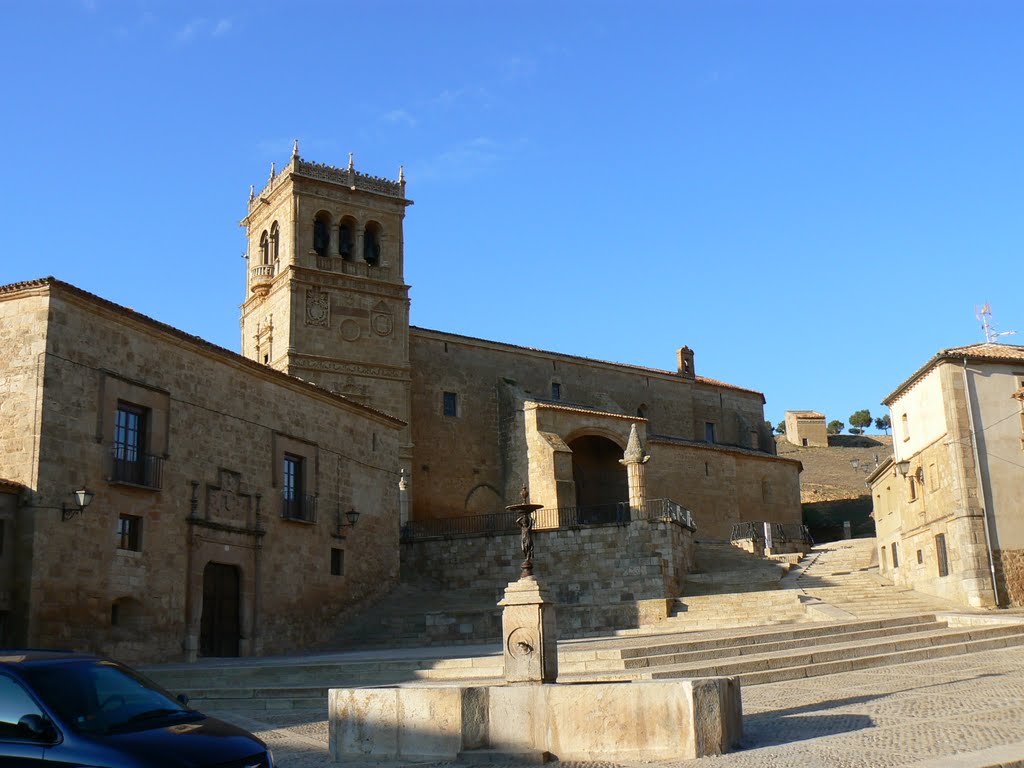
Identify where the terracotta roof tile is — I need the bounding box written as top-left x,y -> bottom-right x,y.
410,326 -> 764,397
884,342 -> 1024,405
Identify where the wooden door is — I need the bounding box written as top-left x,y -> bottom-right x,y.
199,562 -> 240,657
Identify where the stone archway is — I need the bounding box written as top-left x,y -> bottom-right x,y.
568,435 -> 628,521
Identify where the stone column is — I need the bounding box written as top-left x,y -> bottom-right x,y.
398,469 -> 409,528
329,223 -> 339,258
620,423 -> 650,515
354,225 -> 366,263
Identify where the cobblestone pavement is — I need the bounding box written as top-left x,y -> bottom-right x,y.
210,644 -> 1024,768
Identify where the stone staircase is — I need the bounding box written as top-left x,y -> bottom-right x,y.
685,539 -> 793,595
559,613 -> 1024,685
788,537 -> 959,620
323,583 -> 501,650
142,537 -> 1024,712
144,611 -> 1024,711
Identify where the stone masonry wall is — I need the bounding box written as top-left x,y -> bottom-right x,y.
993,549 -> 1024,607
7,282 -> 403,663
401,519 -> 694,608
408,329 -> 797,535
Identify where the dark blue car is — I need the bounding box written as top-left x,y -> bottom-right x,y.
0,650 -> 273,767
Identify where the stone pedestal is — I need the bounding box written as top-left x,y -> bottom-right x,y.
498,576 -> 558,684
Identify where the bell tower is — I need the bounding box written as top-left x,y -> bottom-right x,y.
240,141 -> 413,458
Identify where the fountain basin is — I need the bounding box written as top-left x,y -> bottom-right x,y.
329,677 -> 742,762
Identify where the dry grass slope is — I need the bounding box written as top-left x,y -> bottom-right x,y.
776,434 -> 894,503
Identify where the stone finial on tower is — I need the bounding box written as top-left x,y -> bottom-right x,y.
676,346 -> 695,379
399,165 -> 405,184
292,138 -> 299,159
269,161 -> 275,180
347,152 -> 354,171
248,184 -> 254,202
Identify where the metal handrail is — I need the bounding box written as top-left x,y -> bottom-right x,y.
282,493 -> 317,523
109,452 -> 164,489
730,521 -> 812,543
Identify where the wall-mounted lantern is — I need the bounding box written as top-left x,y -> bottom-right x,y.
61,487 -> 95,522
335,508 -> 361,538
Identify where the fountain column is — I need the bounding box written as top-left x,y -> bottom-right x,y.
498,487 -> 558,684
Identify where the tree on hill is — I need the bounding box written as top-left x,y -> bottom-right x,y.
775,420 -> 786,435
827,420 -> 844,435
849,409 -> 873,433
875,414 -> 891,435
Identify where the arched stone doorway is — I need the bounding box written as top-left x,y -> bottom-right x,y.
569,435 -> 628,522
200,562 -> 241,657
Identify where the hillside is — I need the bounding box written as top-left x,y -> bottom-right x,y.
776,434 -> 894,503
776,434 -> 894,541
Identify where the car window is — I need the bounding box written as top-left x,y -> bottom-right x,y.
22,661 -> 186,734
0,673 -> 44,740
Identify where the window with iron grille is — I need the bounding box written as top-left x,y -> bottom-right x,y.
704,422 -> 716,443
117,514 -> 142,551
936,533 -> 949,577
282,454 -> 315,521
331,548 -> 344,576
113,402 -> 153,486
443,392 -> 458,417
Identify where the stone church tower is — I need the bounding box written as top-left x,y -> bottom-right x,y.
239,143 -> 413,467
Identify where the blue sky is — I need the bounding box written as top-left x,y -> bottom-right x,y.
2,1 -> 1022,433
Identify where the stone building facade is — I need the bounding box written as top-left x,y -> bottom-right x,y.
2,149 -> 801,662
869,342 -> 1024,608
784,410 -> 828,447
239,150 -> 802,543
0,279 -> 403,662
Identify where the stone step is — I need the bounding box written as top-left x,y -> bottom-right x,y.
559,614 -> 939,670
162,614 -> 1024,710
621,621 -> 951,670
634,623 -> 1024,683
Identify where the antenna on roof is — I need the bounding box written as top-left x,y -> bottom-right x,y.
975,303 -> 1017,343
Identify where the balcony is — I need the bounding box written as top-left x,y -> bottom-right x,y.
108,452 -> 164,490
282,493 -> 317,523
250,264 -> 275,294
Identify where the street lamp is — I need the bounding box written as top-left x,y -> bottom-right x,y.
335,507 -> 361,537
61,487 -> 95,521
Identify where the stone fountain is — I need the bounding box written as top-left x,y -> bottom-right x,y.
498,488 -> 557,684
328,487 -> 742,763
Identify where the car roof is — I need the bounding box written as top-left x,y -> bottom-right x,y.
0,649 -> 103,666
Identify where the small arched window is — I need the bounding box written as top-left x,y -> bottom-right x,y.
364,223 -> 381,265
338,220 -> 353,258
313,212 -> 331,258
259,230 -> 269,264
269,221 -> 280,262
637,404 -> 647,418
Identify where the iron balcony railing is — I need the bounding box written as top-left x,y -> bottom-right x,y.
109,452 -> 164,490
402,498 -> 695,541
282,492 -> 317,523
731,521 -> 813,544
